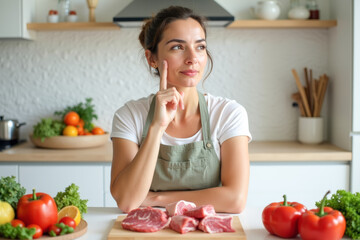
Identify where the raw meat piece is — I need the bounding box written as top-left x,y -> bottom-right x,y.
166,200 -> 196,217
169,215 -> 199,234
198,215 -> 235,233
121,206 -> 169,232
184,205 -> 216,219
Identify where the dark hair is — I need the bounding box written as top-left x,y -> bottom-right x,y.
138,5 -> 213,81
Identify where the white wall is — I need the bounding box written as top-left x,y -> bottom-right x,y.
328,0 -> 353,150
0,0 -> 341,144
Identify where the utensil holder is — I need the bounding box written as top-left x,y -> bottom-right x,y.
298,117 -> 324,144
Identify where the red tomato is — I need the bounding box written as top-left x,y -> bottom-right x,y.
27,224 -> 43,239
59,216 -> 76,229
17,189 -> 58,233
69,10 -> 77,15
64,111 -> 80,126
48,224 -> 61,236
11,219 -> 25,228
92,127 -> 104,135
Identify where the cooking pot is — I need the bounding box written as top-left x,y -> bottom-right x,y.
0,116 -> 26,141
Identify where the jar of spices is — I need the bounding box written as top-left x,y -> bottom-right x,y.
306,0 -> 320,19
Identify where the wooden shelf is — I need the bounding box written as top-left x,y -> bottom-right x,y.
27,22 -> 120,31
27,20 -> 337,31
227,19 -> 337,28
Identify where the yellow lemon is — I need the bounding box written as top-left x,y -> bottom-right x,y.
58,205 -> 81,226
63,125 -> 78,136
0,201 -> 15,224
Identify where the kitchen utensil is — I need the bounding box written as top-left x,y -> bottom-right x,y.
30,133 -> 109,149
87,0 -> 98,22
252,0 -> 281,20
108,215 -> 246,239
292,69 -> 312,117
0,116 -> 26,141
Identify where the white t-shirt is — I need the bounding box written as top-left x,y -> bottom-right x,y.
111,93 -> 252,160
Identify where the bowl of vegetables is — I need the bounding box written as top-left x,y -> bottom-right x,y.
30,98 -> 109,149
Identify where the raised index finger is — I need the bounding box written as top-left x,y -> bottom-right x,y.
159,60 -> 168,91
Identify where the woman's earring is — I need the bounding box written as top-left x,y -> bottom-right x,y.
153,64 -> 157,69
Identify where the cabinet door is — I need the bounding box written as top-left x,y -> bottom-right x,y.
19,164 -> 104,207
0,164 -> 18,179
0,0 -> 22,37
104,165 -> 117,207
247,163 -> 350,209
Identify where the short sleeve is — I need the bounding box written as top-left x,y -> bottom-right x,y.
110,104 -> 139,144
217,101 -> 252,144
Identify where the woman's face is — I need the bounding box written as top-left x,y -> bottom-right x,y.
154,18 -> 208,89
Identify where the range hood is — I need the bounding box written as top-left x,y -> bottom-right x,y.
113,0 -> 234,27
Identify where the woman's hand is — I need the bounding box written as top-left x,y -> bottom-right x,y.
152,60 -> 184,130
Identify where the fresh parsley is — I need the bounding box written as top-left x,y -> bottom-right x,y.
0,176 -> 26,210
33,118 -> 65,142
54,183 -> 88,218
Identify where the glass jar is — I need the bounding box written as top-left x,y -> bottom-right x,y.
306,0 -> 320,19
58,0 -> 70,22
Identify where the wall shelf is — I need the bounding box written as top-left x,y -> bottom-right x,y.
27,22 -> 120,31
227,20 -> 337,28
27,20 -> 337,31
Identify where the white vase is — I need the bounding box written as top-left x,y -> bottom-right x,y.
298,117 -> 324,144
254,0 -> 281,20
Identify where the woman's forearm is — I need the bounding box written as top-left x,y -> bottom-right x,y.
142,186 -> 247,214
111,124 -> 164,212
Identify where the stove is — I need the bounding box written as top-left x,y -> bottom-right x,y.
0,139 -> 26,151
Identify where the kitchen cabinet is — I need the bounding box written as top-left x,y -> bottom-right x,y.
248,163 -> 350,209
104,165 -> 117,207
0,164 -> 18,179
0,0 -> 35,39
19,164 -> 105,207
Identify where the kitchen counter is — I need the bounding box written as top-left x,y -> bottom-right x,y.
78,207 -> 351,240
0,141 -> 352,162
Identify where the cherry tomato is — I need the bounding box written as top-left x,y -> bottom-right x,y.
11,219 -> 25,228
91,127 -> 104,135
59,216 -> 76,229
48,224 -> 61,236
27,224 -> 43,239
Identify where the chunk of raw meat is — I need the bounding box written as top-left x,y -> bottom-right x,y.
166,200 -> 196,217
169,215 -> 199,234
121,207 -> 169,232
183,205 -> 216,219
198,215 -> 235,233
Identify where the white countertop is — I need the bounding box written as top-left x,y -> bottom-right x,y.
78,207 -> 351,240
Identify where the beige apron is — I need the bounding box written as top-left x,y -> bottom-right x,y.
141,91 -> 221,192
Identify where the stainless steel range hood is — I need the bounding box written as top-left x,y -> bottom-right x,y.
113,0 -> 234,27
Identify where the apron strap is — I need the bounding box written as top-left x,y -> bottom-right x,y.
141,91 -> 212,147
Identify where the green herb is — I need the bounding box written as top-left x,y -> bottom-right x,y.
0,176 -> 26,211
315,189 -> 360,239
54,98 -> 98,131
33,118 -> 65,142
0,223 -> 36,240
54,183 -> 88,218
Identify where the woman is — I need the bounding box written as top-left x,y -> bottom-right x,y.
110,6 -> 251,213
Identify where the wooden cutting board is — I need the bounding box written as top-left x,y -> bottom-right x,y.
107,215 -> 246,240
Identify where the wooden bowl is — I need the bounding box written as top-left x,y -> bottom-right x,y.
30,133 -> 110,149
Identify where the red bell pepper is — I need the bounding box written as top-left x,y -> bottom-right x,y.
262,194 -> 307,238
17,189 -> 58,233
298,191 -> 346,240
